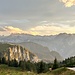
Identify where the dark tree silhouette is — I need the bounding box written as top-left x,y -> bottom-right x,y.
2,57 -> 6,64
52,58 -> 59,70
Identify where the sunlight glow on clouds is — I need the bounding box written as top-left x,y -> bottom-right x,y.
5,26 -> 25,34
5,26 -> 27,34
59,0 -> 75,7
0,0 -> 75,36
1,25 -> 75,36
0,26 -> 39,36
30,25 -> 75,35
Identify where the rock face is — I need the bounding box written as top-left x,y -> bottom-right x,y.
0,43 -> 39,63
8,45 -> 39,62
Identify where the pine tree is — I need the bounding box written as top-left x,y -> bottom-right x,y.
0,57 -> 1,64
36,61 -> 48,73
52,58 -> 59,70
13,59 -> 18,67
2,57 -> 6,64
19,60 -> 26,71
26,61 -> 32,71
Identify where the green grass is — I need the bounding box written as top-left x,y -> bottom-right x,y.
0,43 -> 10,52
0,64 -> 36,75
0,65 -> 75,75
50,67 -> 75,75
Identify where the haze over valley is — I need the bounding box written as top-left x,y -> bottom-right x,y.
0,33 -> 75,60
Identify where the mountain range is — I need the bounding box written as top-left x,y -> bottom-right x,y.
0,33 -> 75,58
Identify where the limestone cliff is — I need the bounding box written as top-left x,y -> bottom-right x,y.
0,43 -> 39,62
8,45 -> 39,62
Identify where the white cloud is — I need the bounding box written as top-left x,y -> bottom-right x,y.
3,26 -> 39,35
59,0 -> 75,7
1,24 -> 75,36
30,25 -> 75,35
10,19 -> 29,23
4,26 -> 26,34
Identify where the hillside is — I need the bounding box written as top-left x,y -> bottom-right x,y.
0,43 -> 10,51
17,42 -> 63,62
0,65 -> 75,75
0,43 -> 39,62
50,67 -> 75,75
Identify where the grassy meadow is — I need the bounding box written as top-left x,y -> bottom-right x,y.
0,65 -> 75,75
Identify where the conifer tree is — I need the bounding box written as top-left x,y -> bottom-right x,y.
52,58 -> 59,70
2,57 -> 6,64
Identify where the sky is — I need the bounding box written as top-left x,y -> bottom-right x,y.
0,0 -> 75,36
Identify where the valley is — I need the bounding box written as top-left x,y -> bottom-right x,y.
0,33 -> 75,58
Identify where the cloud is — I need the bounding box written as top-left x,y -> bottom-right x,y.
3,26 -> 39,35
30,25 -> 64,35
59,0 -> 75,7
0,22 -> 8,25
0,27 -> 5,31
4,26 -> 26,34
10,19 -> 29,23
38,21 -> 69,28
1,24 -> 75,36
38,20 -> 75,28
30,25 -> 75,35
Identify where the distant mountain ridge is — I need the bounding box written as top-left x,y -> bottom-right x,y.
0,33 -> 75,58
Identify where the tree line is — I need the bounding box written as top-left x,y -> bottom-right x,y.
0,57 -> 59,73
0,56 -> 75,73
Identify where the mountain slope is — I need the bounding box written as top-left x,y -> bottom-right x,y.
17,42 -> 63,62
0,43 -> 39,62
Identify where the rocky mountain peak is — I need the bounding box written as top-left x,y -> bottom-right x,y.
0,43 -> 39,63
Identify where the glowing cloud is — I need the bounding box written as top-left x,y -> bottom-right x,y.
5,26 -> 25,34
59,0 -> 75,7
30,25 -> 75,35
1,25 -> 75,36
3,26 -> 39,35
